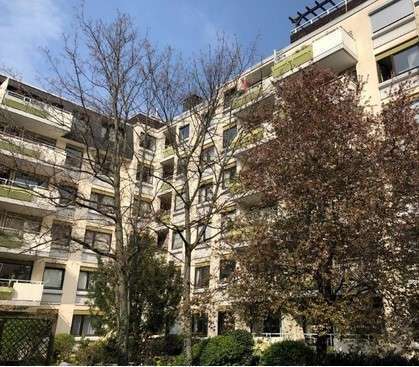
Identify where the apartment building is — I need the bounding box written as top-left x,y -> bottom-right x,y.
0,0 -> 417,348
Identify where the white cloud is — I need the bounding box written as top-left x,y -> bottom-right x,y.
0,0 -> 65,83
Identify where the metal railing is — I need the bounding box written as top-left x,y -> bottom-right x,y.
291,0 -> 348,35
0,129 -> 59,152
0,278 -> 43,287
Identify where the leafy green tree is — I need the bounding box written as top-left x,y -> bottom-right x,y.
88,234 -> 182,363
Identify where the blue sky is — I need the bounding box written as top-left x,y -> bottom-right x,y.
0,0 -> 309,85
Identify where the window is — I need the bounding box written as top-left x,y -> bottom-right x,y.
84,230 -> 112,252
223,126 -> 237,149
77,271 -> 93,291
65,145 -> 83,168
198,183 -> 213,204
377,41 -> 419,82
177,157 -> 188,176
157,229 -> 169,249
133,198 -> 152,217
58,185 -> 77,206
221,210 -> 236,237
136,165 -> 153,185
94,154 -> 113,176
139,133 -> 156,151
174,192 -> 185,211
43,267 -> 65,290
0,260 -> 32,280
263,314 -> 282,335
71,315 -> 98,336
223,166 -> 236,189
194,265 -> 210,288
201,146 -> 215,168
223,87 -> 237,109
369,0 -> 413,33
15,171 -> 48,188
218,311 -> 234,335
51,222 -> 72,247
219,259 -> 236,281
179,125 -> 189,141
90,192 -> 114,213
4,213 -> 41,233
197,224 -> 211,243
192,314 -> 208,336
162,162 -> 174,180
172,230 -> 184,250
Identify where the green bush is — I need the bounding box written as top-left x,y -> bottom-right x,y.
75,338 -> 119,365
198,330 -> 254,366
320,351 -> 418,366
261,340 -> 316,366
53,334 -> 76,364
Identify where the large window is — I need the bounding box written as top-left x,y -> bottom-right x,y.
222,166 -> 236,189
179,125 -> 190,141
65,145 -> 83,168
377,41 -> 419,82
139,133 -> 156,151
192,313 -> 208,336
263,314 -> 282,335
172,230 -> 184,250
90,191 -> 114,213
200,146 -> 215,168
51,222 -> 72,247
77,271 -> 94,291
0,260 -> 32,280
197,224 -> 211,243
3,213 -> 41,233
58,185 -> 77,206
14,171 -> 48,188
223,126 -> 237,149
194,265 -> 210,288
71,315 -> 98,336
84,230 -> 112,252
219,259 -> 236,282
218,311 -> 234,335
198,183 -> 213,204
174,192 -> 185,211
43,267 -> 65,290
369,0 -> 413,33
136,165 -> 153,185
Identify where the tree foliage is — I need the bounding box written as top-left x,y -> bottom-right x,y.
89,234 -> 182,363
230,67 -> 418,352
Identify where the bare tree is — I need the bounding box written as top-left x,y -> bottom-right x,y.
143,34 -> 266,362
0,12 -> 163,364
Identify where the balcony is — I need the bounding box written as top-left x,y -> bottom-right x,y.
0,180 -> 56,216
0,91 -> 72,137
0,278 -> 44,307
162,146 -> 175,159
0,227 -> 68,259
273,27 -> 358,79
0,132 -> 66,174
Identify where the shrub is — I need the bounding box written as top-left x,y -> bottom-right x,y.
261,340 -> 316,366
53,334 -> 76,364
75,338 -> 119,365
320,351 -> 418,366
198,330 -> 254,366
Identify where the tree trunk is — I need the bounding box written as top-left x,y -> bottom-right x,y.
182,248 -> 192,364
117,269 -> 129,365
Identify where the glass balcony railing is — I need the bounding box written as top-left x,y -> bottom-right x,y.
272,45 -> 314,78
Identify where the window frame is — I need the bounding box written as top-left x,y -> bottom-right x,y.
43,267 -> 65,290
194,265 -> 210,288
77,270 -> 93,291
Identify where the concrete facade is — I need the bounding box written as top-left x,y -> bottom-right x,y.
0,0 -> 417,346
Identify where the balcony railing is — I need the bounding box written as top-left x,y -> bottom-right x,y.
231,85 -> 263,110
162,146 -> 175,158
272,45 -> 314,78
3,92 -> 49,119
0,180 -> 33,202
2,91 -> 72,132
0,278 -> 44,306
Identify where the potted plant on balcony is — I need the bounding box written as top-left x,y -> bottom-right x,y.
0,286 -> 14,300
